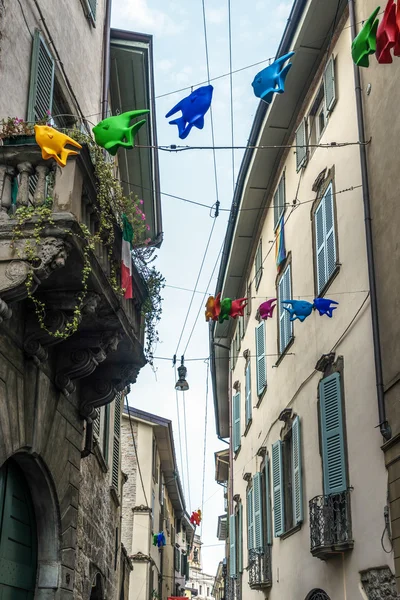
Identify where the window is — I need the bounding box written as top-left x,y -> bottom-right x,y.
245,282 -> 252,330
272,416 -> 303,537
229,513 -> 236,577
323,56 -> 336,113
274,174 -> 286,230
159,478 -> 164,505
152,437 -> 157,481
254,240 -> 263,289
319,373 -> 347,495
314,183 -> 337,294
229,503 -> 243,578
247,487 -> 254,550
207,588 -> 210,597
199,586 -> 202,595
174,547 -> 181,572
112,393 -> 122,490
232,392 -> 241,453
28,31 -> 55,123
295,119 -> 308,171
263,459 -> 273,546
277,263 -> 293,354
255,321 -> 267,396
151,491 -> 155,532
245,362 -> 252,426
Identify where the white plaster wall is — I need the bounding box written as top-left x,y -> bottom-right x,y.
229,19 -> 393,600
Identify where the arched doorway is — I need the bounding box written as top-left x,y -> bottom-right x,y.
90,573 -> 104,599
0,459 -> 38,598
306,590 -> 331,600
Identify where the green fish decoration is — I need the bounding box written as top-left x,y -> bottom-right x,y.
219,298 -> 232,323
93,109 -> 149,156
351,6 -> 380,67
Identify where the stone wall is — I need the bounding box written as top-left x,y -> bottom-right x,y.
360,566 -> 399,600
121,414 -> 138,553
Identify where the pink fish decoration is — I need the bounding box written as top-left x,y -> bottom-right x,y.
259,298 -> 277,319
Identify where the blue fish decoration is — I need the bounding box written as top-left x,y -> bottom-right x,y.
282,299 -> 314,322
166,85 -> 214,139
252,52 -> 295,103
313,298 -> 339,318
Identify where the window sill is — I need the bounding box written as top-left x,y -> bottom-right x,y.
275,336 -> 295,367
244,419 -> 253,436
93,439 -> 108,473
280,522 -> 302,540
256,386 -> 267,408
110,485 -> 120,507
316,264 -> 341,298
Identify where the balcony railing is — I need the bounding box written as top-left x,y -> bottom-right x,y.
309,491 -> 354,559
225,574 -> 241,600
248,547 -> 272,589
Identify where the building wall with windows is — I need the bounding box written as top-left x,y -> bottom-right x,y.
211,3 -> 396,600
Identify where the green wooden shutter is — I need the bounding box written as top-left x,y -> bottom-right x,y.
27,30 -> 55,123
245,362 -> 252,425
265,458 -> 272,545
247,488 -> 254,549
320,372 -> 347,495
295,119 -> 308,170
292,416 -> 303,525
253,473 -> 263,549
272,441 -> 284,537
278,264 -> 293,353
238,503 -> 243,573
255,241 -> 262,289
87,0 -> 97,21
112,392 -> 122,490
255,322 -> 267,395
233,393 -> 241,452
323,56 -> 336,112
229,513 -> 236,577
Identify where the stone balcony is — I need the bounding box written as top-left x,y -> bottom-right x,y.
0,140 -> 147,420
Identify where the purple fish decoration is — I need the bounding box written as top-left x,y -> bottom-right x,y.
259,298 -> 277,320
313,298 -> 338,318
282,300 -> 314,322
166,85 -> 214,139
252,52 -> 295,103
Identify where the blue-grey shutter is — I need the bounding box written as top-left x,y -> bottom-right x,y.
233,393 -> 241,452
320,373 -> 347,495
272,441 -> 284,537
87,0 -> 97,21
27,30 -> 55,123
245,362 -> 252,425
255,322 -> 267,395
265,458 -> 272,545
323,56 -> 336,112
315,184 -> 336,294
292,416 -> 303,524
278,264 -> 293,353
315,201 -> 326,294
112,392 -> 122,490
229,513 -> 236,577
238,503 -> 243,573
247,488 -> 254,549
253,473 -> 263,550
255,241 -> 262,289
274,175 -> 286,229
295,119 -> 308,170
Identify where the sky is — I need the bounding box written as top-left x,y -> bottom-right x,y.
111,0 -> 292,577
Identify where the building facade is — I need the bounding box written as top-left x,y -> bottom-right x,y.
186,535 -> 216,600
121,407 -> 194,600
0,1 -> 160,598
211,1 -> 398,599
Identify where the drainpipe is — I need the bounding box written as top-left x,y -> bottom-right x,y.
102,0 -> 112,119
228,364 -> 234,515
348,0 -> 391,441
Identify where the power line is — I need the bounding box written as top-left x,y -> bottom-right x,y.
137,140 -> 368,152
125,395 -> 149,507
227,0 -> 235,195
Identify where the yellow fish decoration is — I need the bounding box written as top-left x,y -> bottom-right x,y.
34,125 -> 82,167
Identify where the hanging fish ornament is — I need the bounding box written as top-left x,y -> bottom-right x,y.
92,109 -> 149,156
313,298 -> 338,317
282,300 -> 314,322
190,509 -> 202,526
351,7 -> 380,67
219,298 -> 232,323
34,125 -> 82,167
376,0 -> 397,63
205,293 -> 221,322
252,52 -> 295,103
230,297 -> 248,318
166,85 -> 214,139
259,298 -> 277,320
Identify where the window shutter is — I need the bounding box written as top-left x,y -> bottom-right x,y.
265,458 -> 272,545
93,407 -> 100,437
274,175 -> 286,230
319,373 -> 347,495
295,119 -> 308,171
292,416 -> 303,525
112,392 -> 122,490
28,30 -> 55,123
102,404 -> 110,462
315,184 -> 337,294
278,264 -> 293,353
229,513 -> 236,577
245,362 -> 252,425
323,56 -> 336,112
232,393 -> 241,452
87,0 -> 97,21
272,441 -> 284,537
253,473 -> 263,549
247,488 -> 254,549
255,322 -> 267,395
255,241 -> 262,289
315,201 -> 326,294
238,503 -> 243,573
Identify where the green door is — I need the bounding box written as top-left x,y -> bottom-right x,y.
0,460 -> 37,599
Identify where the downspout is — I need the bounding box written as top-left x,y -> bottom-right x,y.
102,0 -> 112,119
348,0 -> 391,441
228,363 -> 234,516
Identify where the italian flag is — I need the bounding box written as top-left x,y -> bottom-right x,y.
121,214 -> 133,299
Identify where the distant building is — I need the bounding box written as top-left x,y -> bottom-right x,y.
185,535 -> 215,600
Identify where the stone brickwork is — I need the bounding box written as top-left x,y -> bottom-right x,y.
121,415 -> 138,553
360,566 -> 400,600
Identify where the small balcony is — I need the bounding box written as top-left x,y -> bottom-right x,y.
309,491 -> 354,559
225,575 -> 241,600
248,547 -> 272,589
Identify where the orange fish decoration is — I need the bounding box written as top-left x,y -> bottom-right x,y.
34,125 -> 82,167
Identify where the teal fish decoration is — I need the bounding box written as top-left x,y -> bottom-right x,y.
93,109 -> 149,156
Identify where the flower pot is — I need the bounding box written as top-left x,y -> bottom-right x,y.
2,135 -> 36,146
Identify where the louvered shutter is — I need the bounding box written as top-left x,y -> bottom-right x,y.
274,175 -> 285,229
278,264 -> 293,353
245,362 -> 252,425
265,458 -> 272,545
232,393 -> 241,452
247,488 -> 254,549
255,241 -> 262,289
28,30 -> 55,123
315,184 -> 336,294
93,407 -> 100,437
238,503 -> 243,573
292,416 -> 303,524
315,201 -> 326,293
272,441 -> 284,537
320,373 -> 347,495
255,322 -> 267,395
112,392 -> 122,490
229,513 -> 236,577
87,0 -> 97,21
295,119 -> 308,170
253,473 -> 263,550
323,56 -> 336,112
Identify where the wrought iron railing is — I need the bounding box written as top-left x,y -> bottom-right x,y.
309,490 -> 353,557
224,574 -> 242,600
248,547 -> 272,589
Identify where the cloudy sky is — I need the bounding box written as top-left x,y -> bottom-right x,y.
111,0 -> 292,577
